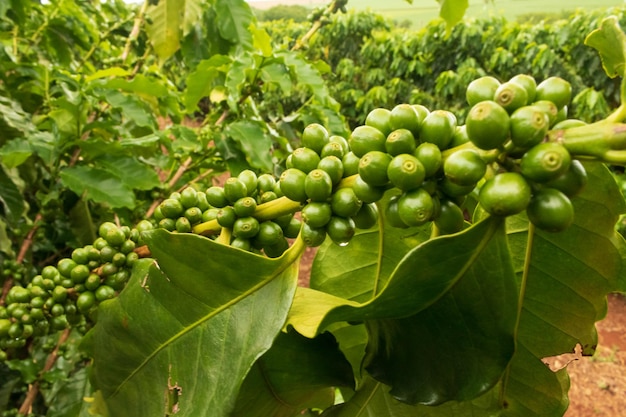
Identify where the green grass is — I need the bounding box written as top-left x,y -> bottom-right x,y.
346,0 -> 626,27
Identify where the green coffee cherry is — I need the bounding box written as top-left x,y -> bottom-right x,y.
233,217 -> 260,239
180,187 -> 198,209
318,156 -> 344,185
532,100 -> 559,127
233,197 -> 257,218
253,221 -> 284,247
302,202 -> 333,228
520,142 -> 571,183
544,159 -> 587,197
342,152 -> 361,177
321,141 -> 345,159
443,149 -> 486,186
301,223 -> 327,247
466,76 -> 501,106
494,81 -> 528,113
509,105 -> 549,149
414,142 -> 443,178
175,217 -> 192,233
478,172 -> 531,217
419,110 -> 456,150
305,169 -> 333,202
206,186 -> 228,208
257,174 -> 277,194
238,170 -> 258,196
385,195 -> 409,228
358,151 -> 392,187
509,74 -> 537,103
434,199 -> 465,234
224,177 -> 249,204
280,168 -> 308,202
387,154 -> 426,191
291,147 -> 321,173
535,76 -> 572,109
231,237 -> 252,252
331,187 -> 363,218
302,123 -> 330,154
527,188 -> 574,232
216,206 -> 237,228
465,100 -> 510,150
326,216 -> 356,246
365,108 -> 393,137
397,188 -> 434,227
349,125 -> 387,157
385,128 -> 417,156
389,103 -> 423,136
352,202 -> 379,229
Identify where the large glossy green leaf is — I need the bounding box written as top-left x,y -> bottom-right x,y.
310,220 -> 431,303
59,166 -> 135,209
102,74 -> 168,99
85,231 -> 304,417
215,0 -> 253,49
282,52 -> 332,106
225,120 -> 274,172
321,163 -> 626,416
97,155 -> 161,191
289,217 -> 518,405
68,198 -> 97,247
183,55 -> 231,112
231,329 -> 354,417
100,90 -> 156,129
146,0 -> 182,62
498,162 -> 626,416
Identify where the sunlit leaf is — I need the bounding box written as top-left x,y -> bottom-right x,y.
146,0 -> 183,62
437,0 -> 469,32
252,26 -> 272,57
183,55 -> 231,112
584,16 -> 626,78
85,233 -> 305,417
215,0 -> 253,49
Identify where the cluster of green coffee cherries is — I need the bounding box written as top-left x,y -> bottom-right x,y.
464,74 -> 587,231
346,73 -> 587,234
152,127 -> 379,253
0,221 -> 145,359
156,73 -> 586,256
0,73 -> 588,360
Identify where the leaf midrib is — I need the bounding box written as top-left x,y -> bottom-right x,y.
110,237 -> 305,398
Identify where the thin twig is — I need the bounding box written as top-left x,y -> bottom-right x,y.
122,0 -> 149,64
18,328 -> 72,416
292,0 -> 343,51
